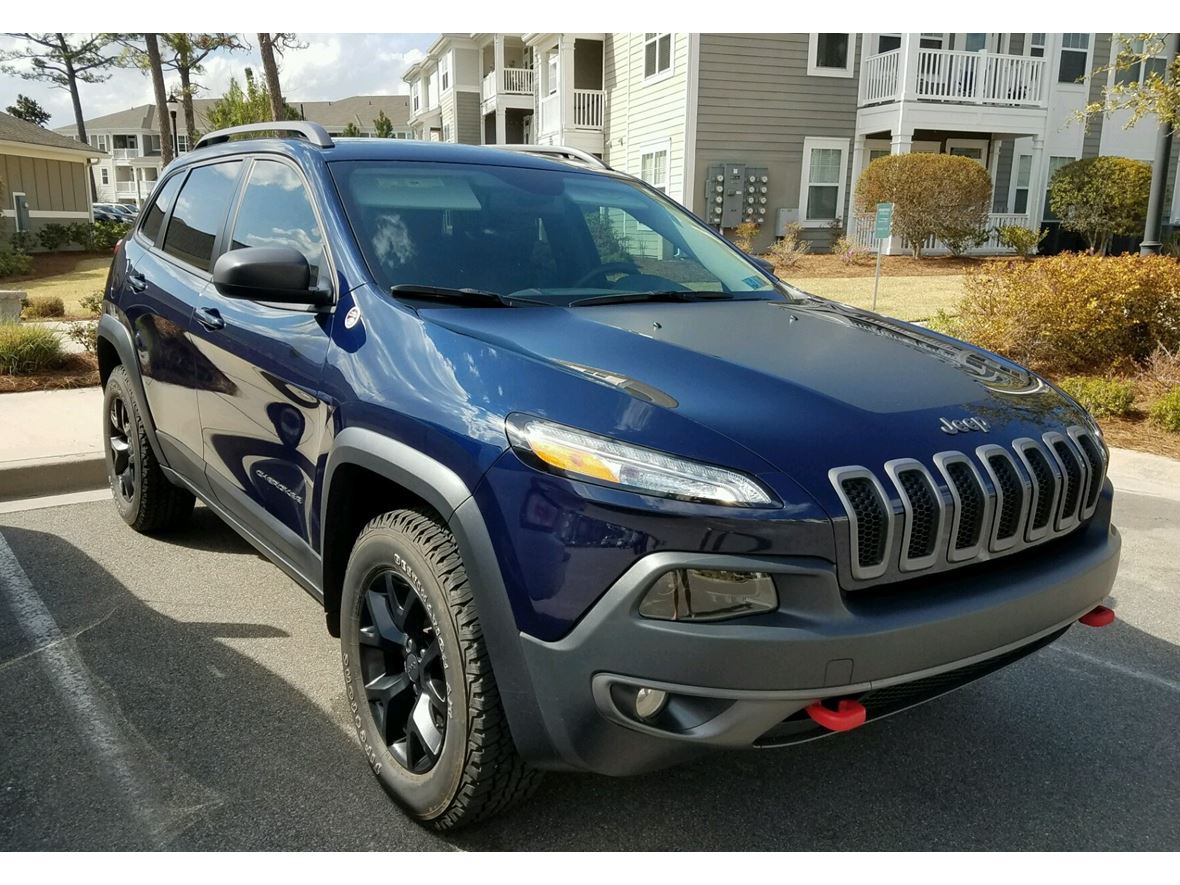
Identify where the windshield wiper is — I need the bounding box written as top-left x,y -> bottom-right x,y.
570,290 -> 735,307
390,284 -> 522,308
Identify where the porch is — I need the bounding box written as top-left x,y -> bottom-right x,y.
860,45 -> 1048,109
524,33 -> 605,156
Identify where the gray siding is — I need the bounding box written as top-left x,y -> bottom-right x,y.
0,152 -> 89,214
1082,33 -> 1112,159
454,91 -> 481,145
694,33 -> 861,252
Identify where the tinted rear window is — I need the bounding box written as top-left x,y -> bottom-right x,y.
139,174 -> 183,244
161,161 -> 242,272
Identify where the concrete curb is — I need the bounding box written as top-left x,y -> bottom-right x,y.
0,453 -> 108,503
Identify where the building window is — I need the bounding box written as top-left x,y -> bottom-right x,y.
100,168 -> 110,185
1059,33 -> 1090,84
808,34 -> 854,78
644,33 -> 672,79
640,146 -> 669,193
919,33 -> 945,49
413,93 -> 420,112
1043,156 -> 1075,221
877,34 -> 901,54
177,134 -> 188,153
800,137 -> 849,225
442,122 -> 452,143
1028,33 -> 1046,58
547,51 -> 559,95
1013,154 -> 1031,214
440,56 -> 451,92
1113,36 -> 1169,87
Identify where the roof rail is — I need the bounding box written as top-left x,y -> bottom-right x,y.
193,121 -> 334,150
495,144 -> 610,170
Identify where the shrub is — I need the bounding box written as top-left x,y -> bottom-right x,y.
0,322 -> 65,374
37,223 -> 71,252
855,153 -> 992,258
996,225 -> 1048,259
0,249 -> 32,277
79,290 -> 103,317
22,294 -> 65,319
766,223 -> 809,268
1143,344 -> 1180,389
92,220 -> 130,252
947,253 -> 1180,375
730,221 -> 759,254
66,321 -> 98,355
1148,387 -> 1180,432
68,221 -> 98,251
1048,157 -> 1152,255
10,231 -> 34,253
1058,376 -> 1135,418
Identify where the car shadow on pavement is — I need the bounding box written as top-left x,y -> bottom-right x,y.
1,525 -> 1177,851
153,504 -> 265,558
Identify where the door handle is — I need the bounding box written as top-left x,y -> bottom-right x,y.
127,270 -> 147,292
195,307 -> 225,331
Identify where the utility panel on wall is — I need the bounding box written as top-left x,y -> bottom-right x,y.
705,163 -> 770,229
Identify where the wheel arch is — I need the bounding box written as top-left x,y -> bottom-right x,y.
96,313 -> 169,468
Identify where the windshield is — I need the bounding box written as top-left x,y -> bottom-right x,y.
328,160 -> 789,306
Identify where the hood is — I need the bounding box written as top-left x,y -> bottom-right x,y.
423,297 -> 1089,495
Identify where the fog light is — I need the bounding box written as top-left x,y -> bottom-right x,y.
639,569 -> 777,622
634,687 -> 668,720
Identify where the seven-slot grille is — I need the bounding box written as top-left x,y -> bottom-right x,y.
829,425 -> 1106,582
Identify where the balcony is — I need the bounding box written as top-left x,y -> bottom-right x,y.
538,89 -> 604,135
481,67 -> 534,102
861,47 -> 1047,109
114,180 -> 139,195
112,148 -> 140,160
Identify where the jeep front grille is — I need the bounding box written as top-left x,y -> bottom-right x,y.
829,425 -> 1105,583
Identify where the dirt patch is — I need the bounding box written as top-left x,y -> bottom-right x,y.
1100,414 -> 1180,461
0,353 -> 99,394
774,254 -> 1003,279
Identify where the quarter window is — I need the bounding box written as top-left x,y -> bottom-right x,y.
644,33 -> 672,79
161,162 -> 242,272
1059,33 -> 1090,84
139,173 -> 184,245
809,34 -> 853,77
229,160 -> 325,286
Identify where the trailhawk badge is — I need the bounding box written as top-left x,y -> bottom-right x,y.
344,306 -> 361,329
939,416 -> 991,435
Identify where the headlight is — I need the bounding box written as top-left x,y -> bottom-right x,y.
505,414 -> 779,507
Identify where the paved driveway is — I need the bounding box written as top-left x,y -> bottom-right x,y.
0,450 -> 1177,850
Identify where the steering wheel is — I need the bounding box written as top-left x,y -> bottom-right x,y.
572,261 -> 641,289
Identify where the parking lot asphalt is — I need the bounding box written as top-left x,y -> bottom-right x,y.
1,488 -> 1177,851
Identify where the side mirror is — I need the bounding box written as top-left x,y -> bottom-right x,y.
212,246 -> 329,305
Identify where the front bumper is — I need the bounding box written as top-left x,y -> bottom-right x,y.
515,500 -> 1121,775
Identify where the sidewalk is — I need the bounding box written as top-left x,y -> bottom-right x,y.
0,387 -> 105,501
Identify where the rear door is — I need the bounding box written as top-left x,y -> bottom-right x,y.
189,156 -> 335,574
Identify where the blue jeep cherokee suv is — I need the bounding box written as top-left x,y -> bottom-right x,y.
97,122 -> 1121,829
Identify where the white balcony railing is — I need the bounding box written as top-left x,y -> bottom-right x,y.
851,211 -> 1036,255
860,47 -> 1047,108
539,93 -> 560,134
482,67 -> 536,103
115,181 -> 138,195
572,89 -> 604,129
112,148 -> 140,160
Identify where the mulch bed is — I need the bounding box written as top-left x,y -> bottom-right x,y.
0,354 -> 99,394
1100,415 -> 1180,461
0,250 -> 111,286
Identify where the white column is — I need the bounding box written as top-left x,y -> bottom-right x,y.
1026,135 -> 1046,227
898,33 -> 921,102
885,128 -> 914,254
495,107 -> 506,145
558,36 -> 575,137
849,133 -> 867,219
492,35 -> 505,92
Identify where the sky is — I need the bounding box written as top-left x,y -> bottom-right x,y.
0,33 -> 436,130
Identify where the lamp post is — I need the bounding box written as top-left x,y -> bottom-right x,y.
1141,33 -> 1178,256
165,96 -> 180,158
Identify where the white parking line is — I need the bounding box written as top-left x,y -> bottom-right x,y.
0,530 -> 165,842
1048,644 -> 1180,695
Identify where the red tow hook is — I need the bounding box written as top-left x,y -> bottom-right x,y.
1079,604 -> 1116,627
805,698 -> 867,732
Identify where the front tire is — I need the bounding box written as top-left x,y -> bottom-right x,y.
103,364 -> 194,533
340,508 -> 540,830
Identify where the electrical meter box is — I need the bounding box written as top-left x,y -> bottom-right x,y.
705,163 -> 771,229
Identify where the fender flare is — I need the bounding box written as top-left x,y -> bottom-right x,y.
97,313 -> 170,468
320,428 -> 556,763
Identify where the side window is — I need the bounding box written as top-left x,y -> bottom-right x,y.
139,173 -> 184,244
161,161 -> 242,273
228,160 -> 325,286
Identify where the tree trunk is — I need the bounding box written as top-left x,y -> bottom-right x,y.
179,65 -> 198,147
58,34 -> 96,201
145,34 -> 174,166
257,34 -> 285,121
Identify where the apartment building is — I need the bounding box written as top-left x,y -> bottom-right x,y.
57,95 -> 412,207
406,32 -> 1179,254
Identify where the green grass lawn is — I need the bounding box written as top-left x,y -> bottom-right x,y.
780,274 -> 966,322
19,257 -> 110,317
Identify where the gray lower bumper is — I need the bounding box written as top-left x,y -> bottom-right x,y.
516,513 -> 1121,775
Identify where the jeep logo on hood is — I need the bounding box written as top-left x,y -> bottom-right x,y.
939,416 -> 991,435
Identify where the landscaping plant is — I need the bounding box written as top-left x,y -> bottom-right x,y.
766,223 -> 810,268
730,221 -> 759,254
855,153 -> 992,258
1149,387 -> 1180,433
1058,376 -> 1136,418
0,249 -> 32,278
996,224 -> 1048,259
1047,157 -> 1152,255
22,294 -> 65,319
832,234 -> 872,266
0,322 -> 65,374
943,253 -> 1180,375
37,223 -> 71,252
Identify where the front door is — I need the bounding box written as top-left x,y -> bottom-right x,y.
190,157 -> 333,573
